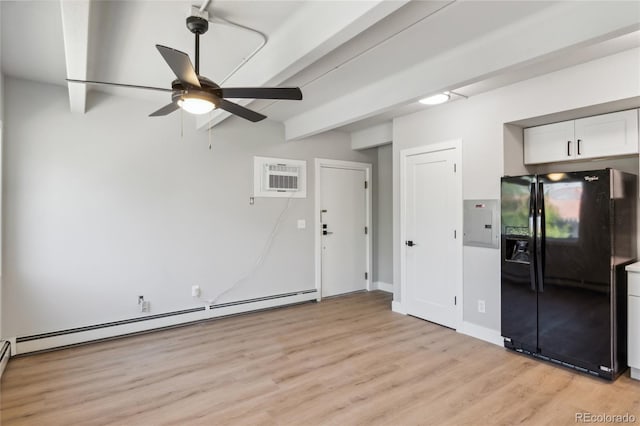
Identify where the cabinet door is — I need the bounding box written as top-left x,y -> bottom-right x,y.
629,295 -> 640,368
524,121 -> 574,165
574,109 -> 639,160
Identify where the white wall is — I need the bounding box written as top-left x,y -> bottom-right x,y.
0,0 -> 4,340
373,143 -> 392,284
2,77 -> 376,338
393,48 -> 640,331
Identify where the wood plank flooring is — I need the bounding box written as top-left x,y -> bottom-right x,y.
2,291 -> 639,425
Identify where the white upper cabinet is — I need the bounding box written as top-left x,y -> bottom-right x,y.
524,109 -> 639,165
574,109 -> 639,160
524,121 -> 575,164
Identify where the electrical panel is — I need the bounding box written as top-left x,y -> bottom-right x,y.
463,199 -> 499,249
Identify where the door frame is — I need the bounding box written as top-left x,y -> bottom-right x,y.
399,140 -> 463,329
314,158 -> 372,301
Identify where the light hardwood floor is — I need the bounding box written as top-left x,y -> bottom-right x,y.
2,291 -> 639,425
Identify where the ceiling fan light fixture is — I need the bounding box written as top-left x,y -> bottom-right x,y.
178,95 -> 216,115
419,93 -> 450,106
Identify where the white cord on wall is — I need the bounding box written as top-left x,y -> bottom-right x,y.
202,196 -> 294,307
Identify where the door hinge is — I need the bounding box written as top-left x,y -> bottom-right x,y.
365,272 -> 368,280
454,163 -> 457,173
364,181 -> 368,189
364,226 -> 368,235
454,230 -> 457,239
454,296 -> 457,306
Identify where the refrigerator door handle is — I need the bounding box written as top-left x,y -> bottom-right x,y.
528,182 -> 537,291
536,182 -> 545,292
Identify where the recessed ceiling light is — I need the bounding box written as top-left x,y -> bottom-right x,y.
419,93 -> 450,106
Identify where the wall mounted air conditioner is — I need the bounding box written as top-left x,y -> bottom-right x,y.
253,156 -> 307,198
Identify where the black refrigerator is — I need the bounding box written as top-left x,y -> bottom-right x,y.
501,169 -> 637,380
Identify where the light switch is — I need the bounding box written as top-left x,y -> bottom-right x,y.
297,219 -> 306,229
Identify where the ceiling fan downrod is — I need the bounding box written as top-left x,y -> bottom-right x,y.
186,15 -> 209,75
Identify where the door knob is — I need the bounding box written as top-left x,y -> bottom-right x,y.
405,240 -> 417,247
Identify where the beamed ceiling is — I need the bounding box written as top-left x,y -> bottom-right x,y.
2,1 -> 639,139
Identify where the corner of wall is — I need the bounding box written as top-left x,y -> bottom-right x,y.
391,300 -> 405,314
0,72 -> 4,340
503,123 -> 528,176
1,2 -> 4,339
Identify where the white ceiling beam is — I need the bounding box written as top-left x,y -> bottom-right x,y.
284,1 -> 640,140
196,0 -> 408,130
60,0 -> 91,114
351,122 -> 393,150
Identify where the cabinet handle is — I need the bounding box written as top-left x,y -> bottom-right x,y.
567,141 -> 571,157
577,139 -> 581,155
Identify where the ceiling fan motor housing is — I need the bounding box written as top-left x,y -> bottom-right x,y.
186,16 -> 209,35
171,77 -> 221,108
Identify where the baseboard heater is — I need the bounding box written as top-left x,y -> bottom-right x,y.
14,289 -> 317,355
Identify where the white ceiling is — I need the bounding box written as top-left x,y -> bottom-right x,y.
256,0 -> 557,121
1,1 -> 68,86
1,0 -> 304,104
2,1 -> 639,138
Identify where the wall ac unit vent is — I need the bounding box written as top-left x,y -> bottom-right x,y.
265,164 -> 300,191
254,156 -> 307,198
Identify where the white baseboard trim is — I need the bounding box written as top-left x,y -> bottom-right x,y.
631,367 -> 640,380
0,341 -> 10,379
372,281 -> 394,293
458,321 -> 503,347
13,291 -> 317,355
391,300 -> 406,314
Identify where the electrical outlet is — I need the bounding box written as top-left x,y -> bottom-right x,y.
249,197 -> 254,205
138,296 -> 150,313
478,300 -> 486,313
192,285 -> 200,298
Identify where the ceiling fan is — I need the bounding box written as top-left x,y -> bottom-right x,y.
67,15 -> 302,122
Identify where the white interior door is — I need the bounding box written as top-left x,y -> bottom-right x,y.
320,166 -> 367,297
404,148 -> 459,328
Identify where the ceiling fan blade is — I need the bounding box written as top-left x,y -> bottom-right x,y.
219,99 -> 266,122
149,102 -> 180,117
156,45 -> 201,88
219,87 -> 303,100
66,79 -> 172,92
